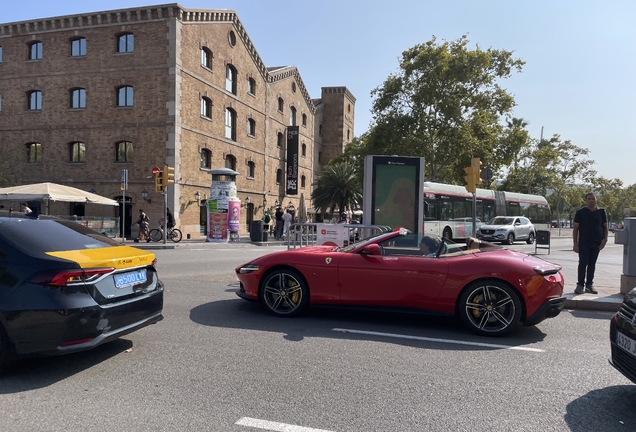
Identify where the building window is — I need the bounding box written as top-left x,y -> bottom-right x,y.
225,154 -> 236,171
277,97 -> 284,112
347,129 -> 351,140
225,108 -> 236,141
247,77 -> 256,95
319,124 -> 323,136
117,86 -> 133,107
302,113 -> 307,127
70,88 -> 86,109
117,33 -> 134,53
225,65 -> 237,94
348,104 -> 351,113
247,118 -> 256,136
318,151 -> 322,163
28,42 -> 42,60
116,141 -> 133,162
69,142 -> 86,163
301,175 -> 306,189
0,46 -> 3,62
277,132 -> 284,148
289,106 -> 297,126
201,149 -> 211,169
228,30 -> 236,47
201,47 -> 212,68
292,82 -> 296,93
301,143 -> 306,157
247,161 -> 255,178
276,169 -> 283,184
71,38 -> 86,57
27,90 -> 42,110
26,142 -> 42,163
201,97 -> 212,118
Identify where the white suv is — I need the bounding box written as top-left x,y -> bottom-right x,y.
476,216 -> 535,245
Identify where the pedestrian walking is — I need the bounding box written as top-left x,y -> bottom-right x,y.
573,192 -> 608,294
274,207 -> 284,239
282,209 -> 292,237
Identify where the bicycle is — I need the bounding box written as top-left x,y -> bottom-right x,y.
148,220 -> 182,243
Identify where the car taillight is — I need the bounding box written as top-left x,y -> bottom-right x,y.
533,264 -> 562,276
30,268 -> 115,287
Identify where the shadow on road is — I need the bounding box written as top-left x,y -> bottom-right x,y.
564,385 -> 636,431
0,339 -> 133,393
190,295 -> 548,352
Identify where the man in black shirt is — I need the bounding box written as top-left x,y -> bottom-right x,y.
274,207 -> 284,240
573,193 -> 608,294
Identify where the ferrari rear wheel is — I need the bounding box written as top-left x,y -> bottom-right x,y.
458,280 -> 522,336
261,269 -> 309,317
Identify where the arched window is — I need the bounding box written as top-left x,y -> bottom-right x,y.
201,47 -> 212,68
277,97 -> 284,112
247,161 -> 255,178
247,77 -> 256,95
289,106 -> 296,126
116,141 -> 133,162
247,118 -> 256,136
71,38 -> 86,57
27,90 -> 42,110
200,149 -> 211,168
302,113 -> 307,127
225,154 -> 236,171
70,88 -> 86,109
276,169 -> 283,184
277,132 -> 284,148
225,108 -> 236,140
201,97 -> 212,118
28,41 -> 42,60
301,143 -> 306,157
69,142 -> 86,163
347,129 -> 350,140
117,86 -> 133,107
117,33 -> 134,53
225,64 -> 237,94
301,175 -> 306,189
319,124 -> 323,136
26,142 -> 42,163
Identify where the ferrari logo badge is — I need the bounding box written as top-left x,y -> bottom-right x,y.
325,257 -> 332,264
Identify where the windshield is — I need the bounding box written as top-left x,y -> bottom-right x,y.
489,217 -> 514,225
337,230 -> 395,253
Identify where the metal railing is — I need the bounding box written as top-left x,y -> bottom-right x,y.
285,223 -> 392,249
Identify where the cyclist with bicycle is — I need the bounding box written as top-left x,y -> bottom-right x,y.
166,207 -> 175,230
148,208 -> 182,242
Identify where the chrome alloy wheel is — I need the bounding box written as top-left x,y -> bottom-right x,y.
262,271 -> 306,316
464,284 -> 518,334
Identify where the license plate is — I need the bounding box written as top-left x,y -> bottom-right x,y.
616,331 -> 636,357
114,269 -> 147,288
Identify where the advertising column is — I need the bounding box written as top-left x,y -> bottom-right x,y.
206,180 -> 238,242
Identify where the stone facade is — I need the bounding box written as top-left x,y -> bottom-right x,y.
0,4 -> 355,239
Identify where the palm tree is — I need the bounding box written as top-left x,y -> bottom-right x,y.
311,162 -> 363,219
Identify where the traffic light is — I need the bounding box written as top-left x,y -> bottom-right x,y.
464,158 -> 482,194
162,165 -> 175,189
471,158 -> 482,187
155,170 -> 164,192
464,166 -> 477,193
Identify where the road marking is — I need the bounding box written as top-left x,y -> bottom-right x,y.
332,328 -> 545,352
235,417 -> 335,432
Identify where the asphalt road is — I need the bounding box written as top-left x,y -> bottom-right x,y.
1,244 -> 635,432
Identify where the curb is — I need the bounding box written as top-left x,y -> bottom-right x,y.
563,293 -> 623,313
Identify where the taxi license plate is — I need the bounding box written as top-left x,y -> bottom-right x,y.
616,331 -> 636,357
114,269 -> 147,288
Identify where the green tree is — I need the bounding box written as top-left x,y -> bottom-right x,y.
311,162 -> 363,220
369,35 -> 525,184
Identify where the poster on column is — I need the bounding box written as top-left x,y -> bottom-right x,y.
207,200 -> 228,242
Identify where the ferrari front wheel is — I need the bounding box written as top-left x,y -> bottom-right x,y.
458,280 -> 522,336
261,269 -> 309,317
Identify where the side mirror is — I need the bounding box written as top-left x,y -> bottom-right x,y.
360,244 -> 381,255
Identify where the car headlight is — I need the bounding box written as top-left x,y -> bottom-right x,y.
238,264 -> 260,274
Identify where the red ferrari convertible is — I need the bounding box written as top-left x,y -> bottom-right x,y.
235,229 -> 565,336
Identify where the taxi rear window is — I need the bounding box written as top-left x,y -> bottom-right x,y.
0,218 -> 121,254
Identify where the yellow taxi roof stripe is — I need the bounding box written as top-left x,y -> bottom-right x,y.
46,246 -> 155,270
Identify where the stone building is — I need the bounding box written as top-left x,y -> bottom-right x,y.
0,3 -> 355,238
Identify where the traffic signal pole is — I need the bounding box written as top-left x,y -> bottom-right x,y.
464,158 -> 482,237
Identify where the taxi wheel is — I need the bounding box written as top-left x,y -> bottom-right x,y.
0,324 -> 13,375
458,280 -> 522,336
526,232 -> 535,244
261,269 -> 309,317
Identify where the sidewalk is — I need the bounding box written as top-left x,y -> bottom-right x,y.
127,230 -> 627,313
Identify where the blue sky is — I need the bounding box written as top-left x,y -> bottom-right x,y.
4,0 -> 635,186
